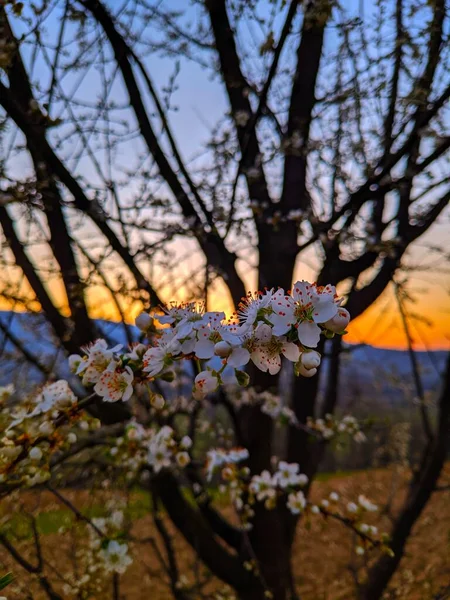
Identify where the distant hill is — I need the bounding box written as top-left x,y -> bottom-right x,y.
0,311 -> 447,401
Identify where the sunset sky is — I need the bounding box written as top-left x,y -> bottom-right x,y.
2,1 -> 449,353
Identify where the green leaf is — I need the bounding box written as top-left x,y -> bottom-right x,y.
0,572 -> 14,590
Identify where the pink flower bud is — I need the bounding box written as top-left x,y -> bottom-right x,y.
324,308 -> 350,333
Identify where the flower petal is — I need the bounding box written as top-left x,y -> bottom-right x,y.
228,347 -> 250,367
297,322 -> 321,347
281,342 -> 300,362
194,339 -> 215,359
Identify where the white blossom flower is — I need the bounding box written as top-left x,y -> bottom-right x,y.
249,470 -> 277,502
99,540 -> 132,574
249,323 -> 300,375
8,380 -> 77,429
287,490 -> 306,514
38,380 -> 77,412
275,461 -> 300,488
236,289 -> 275,329
72,339 -> 122,384
94,364 -> 134,402
142,331 -> 181,377
193,315 -> 242,359
269,282 -> 338,347
147,426 -> 175,472
347,502 -> 358,513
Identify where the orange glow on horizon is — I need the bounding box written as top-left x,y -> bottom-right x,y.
1,275 -> 449,352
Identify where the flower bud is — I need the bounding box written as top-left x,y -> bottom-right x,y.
324,308 -> 350,333
300,351 -> 321,370
180,435 -> 192,449
39,421 -> 54,436
29,447 -> 43,461
67,433 -> 77,444
297,363 -> 317,377
151,394 -> 165,410
214,341 -> 232,358
135,312 -> 152,331
160,371 -> 175,382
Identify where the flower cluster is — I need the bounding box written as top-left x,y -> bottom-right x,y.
63,508 -> 133,597
68,281 -> 349,403
0,381 -> 85,488
106,421 -> 193,477
230,388 -> 297,425
306,414 -> 367,442
249,461 -> 309,512
205,447 -> 249,481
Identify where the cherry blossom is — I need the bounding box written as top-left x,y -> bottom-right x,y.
142,331 -> 182,377
236,288 -> 275,329
275,461 -> 301,489
248,323 -> 300,375
249,470 -> 277,502
268,281 -> 339,347
94,364 -> 134,402
287,490 -> 306,514
70,339 -> 122,385
98,541 -> 132,574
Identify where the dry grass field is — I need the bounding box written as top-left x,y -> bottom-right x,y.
1,466 -> 449,600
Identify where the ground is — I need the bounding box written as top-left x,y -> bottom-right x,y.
1,466 -> 449,599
